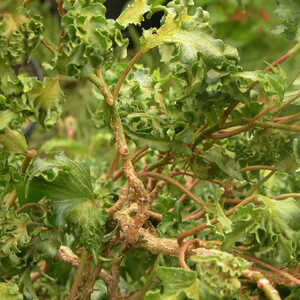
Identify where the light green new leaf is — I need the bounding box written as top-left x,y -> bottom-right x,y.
29,77 -> 65,128
142,4 -> 239,67
0,110 -> 16,130
0,282 -> 23,300
0,127 -> 27,153
117,0 -> 151,28
222,196 -> 300,267
190,250 -> 248,299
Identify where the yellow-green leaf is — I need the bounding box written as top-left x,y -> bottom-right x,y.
33,77 -> 62,110
0,127 -> 27,153
142,6 -> 238,66
0,110 -> 16,130
117,0 -> 150,28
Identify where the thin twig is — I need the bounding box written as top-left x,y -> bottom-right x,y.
41,40 -> 56,54
236,253 -> 300,286
107,185 -> 128,216
220,100 -> 239,128
273,193 -> 300,200
178,239 -> 197,270
263,42 -> 300,73
138,171 -> 208,210
242,269 -> 282,300
247,170 -> 276,196
113,50 -> 143,102
67,249 -> 88,300
177,195 -> 257,245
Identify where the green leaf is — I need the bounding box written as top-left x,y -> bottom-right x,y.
274,0 -> 300,40
142,4 -> 239,67
202,144 -> 242,180
0,208 -> 31,272
0,110 -> 16,130
154,266 -> 200,299
29,77 -> 65,128
0,282 -> 23,300
0,127 -> 27,153
223,196 -> 300,267
24,154 -> 108,258
122,248 -> 155,281
117,0 -> 151,28
190,250 -> 248,298
0,12 -> 43,65
40,139 -> 88,154
57,0 -> 128,75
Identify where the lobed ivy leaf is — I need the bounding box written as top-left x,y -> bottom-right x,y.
202,144 -> 242,180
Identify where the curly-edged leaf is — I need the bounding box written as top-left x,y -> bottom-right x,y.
67,201 -> 108,262
0,12 -> 43,65
0,208 -> 31,272
190,249 -> 249,299
0,127 -> 27,153
0,282 -> 23,300
56,0 -> 128,76
223,196 -> 300,267
117,0 -> 151,28
142,3 -> 239,67
232,67 -> 287,102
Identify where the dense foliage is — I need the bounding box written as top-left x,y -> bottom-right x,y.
0,0 -> 300,299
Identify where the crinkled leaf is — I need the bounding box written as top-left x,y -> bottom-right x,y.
190,249 -> 248,298
223,196 -> 300,267
57,0 -> 128,76
0,208 -> 31,271
24,154 -> 108,259
142,4 -> 239,67
0,12 -> 43,65
117,0 -> 151,28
